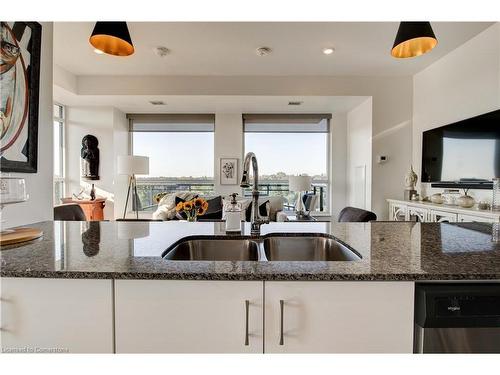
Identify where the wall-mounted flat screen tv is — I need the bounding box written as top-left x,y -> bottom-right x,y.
421,109 -> 500,189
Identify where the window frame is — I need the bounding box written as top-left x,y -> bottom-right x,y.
128,115 -> 216,211
243,115 -> 332,215
53,103 -> 65,204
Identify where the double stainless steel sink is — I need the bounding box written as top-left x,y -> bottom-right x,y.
162,235 -> 361,262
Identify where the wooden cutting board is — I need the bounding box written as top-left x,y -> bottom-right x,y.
0,227 -> 43,246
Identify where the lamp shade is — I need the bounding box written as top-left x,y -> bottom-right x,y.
289,175 -> 312,192
89,22 -> 134,56
117,155 -> 149,175
391,22 -> 437,58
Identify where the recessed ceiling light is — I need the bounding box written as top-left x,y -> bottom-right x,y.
149,100 -> 166,106
256,47 -> 272,56
94,48 -> 105,55
322,47 -> 335,55
288,101 -> 303,106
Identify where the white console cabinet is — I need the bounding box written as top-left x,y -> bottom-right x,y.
388,199 -> 500,223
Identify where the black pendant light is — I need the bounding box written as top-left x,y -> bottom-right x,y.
391,22 -> 437,58
89,22 -> 134,56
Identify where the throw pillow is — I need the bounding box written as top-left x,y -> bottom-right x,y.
199,196 -> 223,220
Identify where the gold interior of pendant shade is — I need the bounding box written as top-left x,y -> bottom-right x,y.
391,36 -> 437,58
89,34 -> 134,56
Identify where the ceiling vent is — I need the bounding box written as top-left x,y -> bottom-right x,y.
149,100 -> 166,106
153,46 -> 170,57
288,101 -> 303,106
256,47 -> 272,56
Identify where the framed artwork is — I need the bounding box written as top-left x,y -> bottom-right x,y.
1,21 -> 42,173
220,158 -> 238,185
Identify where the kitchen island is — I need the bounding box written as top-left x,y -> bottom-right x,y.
1,221 -> 499,353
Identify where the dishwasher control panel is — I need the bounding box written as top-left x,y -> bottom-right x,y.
415,283 -> 500,328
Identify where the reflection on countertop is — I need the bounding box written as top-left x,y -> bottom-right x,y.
1,220 -> 499,281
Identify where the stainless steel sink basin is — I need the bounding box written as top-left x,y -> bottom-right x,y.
163,238 -> 261,261
262,235 -> 361,261
162,234 -> 361,262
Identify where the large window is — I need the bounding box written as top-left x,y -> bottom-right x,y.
53,103 -> 65,204
243,114 -> 330,212
129,114 -> 215,210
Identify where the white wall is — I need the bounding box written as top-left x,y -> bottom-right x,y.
346,99 -> 372,211
214,113 -> 243,197
1,23 -> 53,228
330,112 -> 347,220
413,23 -> 500,201
112,108 -> 129,219
65,106 -> 128,219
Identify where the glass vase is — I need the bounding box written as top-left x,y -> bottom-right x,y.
186,210 -> 197,222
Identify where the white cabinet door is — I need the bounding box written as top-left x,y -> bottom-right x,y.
389,203 -> 407,221
265,281 -> 414,353
0,278 -> 113,353
115,280 -> 263,353
430,209 -> 457,222
408,206 -> 429,222
458,214 -> 498,223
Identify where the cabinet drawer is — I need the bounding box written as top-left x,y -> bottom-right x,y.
458,214 -> 498,223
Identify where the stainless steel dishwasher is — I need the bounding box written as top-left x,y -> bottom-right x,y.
414,283 -> 500,353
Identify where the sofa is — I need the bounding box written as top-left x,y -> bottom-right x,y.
152,191 -> 284,221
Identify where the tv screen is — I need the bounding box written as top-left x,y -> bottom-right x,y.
421,109 -> 500,185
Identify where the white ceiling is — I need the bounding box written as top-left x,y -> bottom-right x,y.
54,22 -> 493,77
53,87 -> 370,114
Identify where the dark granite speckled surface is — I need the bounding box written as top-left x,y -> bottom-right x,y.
1,221 -> 500,281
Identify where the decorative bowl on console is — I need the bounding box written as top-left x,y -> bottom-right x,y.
430,193 -> 444,204
457,191 -> 475,208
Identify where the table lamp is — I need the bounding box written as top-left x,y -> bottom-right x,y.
289,175 -> 312,218
117,155 -> 149,219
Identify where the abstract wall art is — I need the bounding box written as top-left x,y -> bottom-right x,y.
1,22 -> 41,173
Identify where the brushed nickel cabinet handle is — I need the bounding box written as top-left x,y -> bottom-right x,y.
279,300 -> 284,345
245,300 -> 250,346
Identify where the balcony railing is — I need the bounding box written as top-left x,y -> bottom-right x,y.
136,178 -> 328,212
136,179 -> 214,211
243,181 -> 327,212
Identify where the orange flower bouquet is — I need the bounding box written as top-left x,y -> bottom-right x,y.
175,197 -> 209,222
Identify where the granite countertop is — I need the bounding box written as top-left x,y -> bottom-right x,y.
1,220 -> 500,281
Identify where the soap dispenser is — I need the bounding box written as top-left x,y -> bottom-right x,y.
225,193 -> 242,233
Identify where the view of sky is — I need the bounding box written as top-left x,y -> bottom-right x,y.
245,133 -> 328,177
133,132 -> 328,178
133,132 -> 214,177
